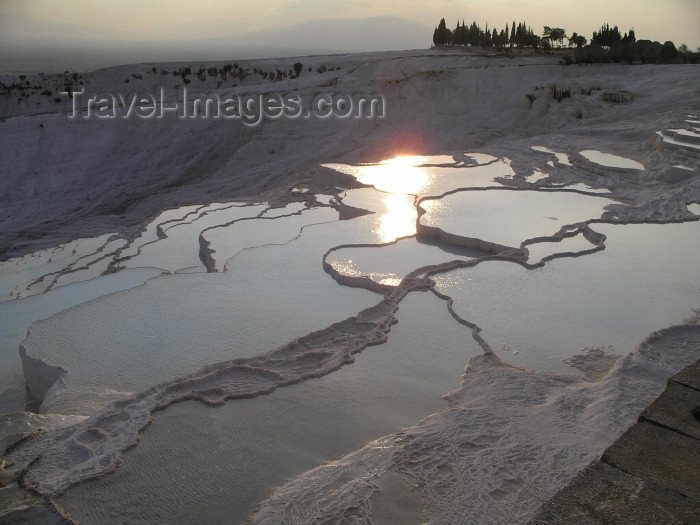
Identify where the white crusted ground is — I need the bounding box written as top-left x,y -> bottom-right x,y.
1,49 -> 699,524
2,50 -> 698,259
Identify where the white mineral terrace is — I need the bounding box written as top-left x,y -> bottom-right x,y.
0,50 -> 699,524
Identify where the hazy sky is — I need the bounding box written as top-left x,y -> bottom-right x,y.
1,0 -> 698,48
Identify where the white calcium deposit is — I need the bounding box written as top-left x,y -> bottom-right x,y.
1,48 -> 699,524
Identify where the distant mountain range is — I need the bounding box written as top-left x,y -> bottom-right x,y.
0,15 -> 431,73
233,16 -> 431,53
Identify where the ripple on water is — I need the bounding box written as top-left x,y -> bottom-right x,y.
0,268 -> 163,411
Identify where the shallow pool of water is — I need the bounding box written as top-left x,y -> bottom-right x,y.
580,149 -> 644,171
22,228 -> 378,409
328,237 -> 485,286
19,198 -> 427,413
123,204 -> 267,272
325,153 -> 512,198
432,221 -> 700,372
0,268 -> 163,413
3,140 -> 698,525
56,291 -> 480,524
420,189 -> 614,250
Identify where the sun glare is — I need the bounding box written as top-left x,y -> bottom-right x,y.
379,155 -> 427,167
353,155 -> 430,195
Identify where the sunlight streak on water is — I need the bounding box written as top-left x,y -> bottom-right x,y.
380,155 -> 427,167
376,193 -> 417,242
338,156 -> 431,195
368,162 -> 428,194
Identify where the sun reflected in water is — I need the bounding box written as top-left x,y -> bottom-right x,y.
329,258 -> 402,288
325,155 -> 430,242
377,276 -> 402,287
417,199 -> 446,227
322,155 -> 432,195
377,193 -> 417,243
367,155 -> 431,194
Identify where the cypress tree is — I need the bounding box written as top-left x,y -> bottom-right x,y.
469,21 -> 480,46
434,18 -> 452,45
